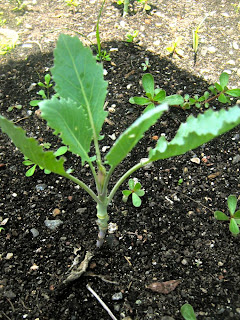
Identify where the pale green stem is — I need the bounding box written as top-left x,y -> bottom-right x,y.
96,196 -> 109,247
64,172 -> 100,204
123,0 -> 129,16
107,159 -> 150,205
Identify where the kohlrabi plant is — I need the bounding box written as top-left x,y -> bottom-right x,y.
1,34 -> 240,248
130,72 -> 240,111
214,195 -> 240,236
129,73 -> 184,112
122,178 -> 145,207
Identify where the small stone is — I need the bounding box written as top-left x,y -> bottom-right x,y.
153,39 -> 160,46
30,228 -> 39,238
112,292 -> 123,301
227,60 -> 235,65
233,155 -> 240,164
76,207 -> 87,214
135,299 -> 142,305
208,46 -> 217,53
108,133 -> 116,140
52,208 -> 61,216
233,41 -> 239,49
190,157 -> 200,164
181,259 -> 188,265
35,184 -> 47,191
218,261 -> 224,266
44,219 -> 63,230
12,193 -> 17,197
6,253 -> 13,260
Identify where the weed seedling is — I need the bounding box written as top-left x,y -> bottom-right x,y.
0,34 -> 240,249
214,195 -> 240,236
141,57 -> 151,71
122,178 -> 145,207
129,73 -> 184,112
126,30 -> 139,43
7,104 -> 22,112
65,0 -> 80,13
30,74 -> 54,107
137,0 -> 151,11
166,36 -> 184,58
96,0 -> 111,61
193,15 -> 208,65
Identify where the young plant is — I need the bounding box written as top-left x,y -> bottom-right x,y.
7,104 -> 22,112
141,57 -> 151,71
1,34 -> 240,248
23,146 -> 68,176
30,74 -> 54,107
214,195 -> 240,236
126,30 -> 139,43
181,303 -> 197,320
122,178 -> 145,207
117,0 -> 129,16
137,0 -> 151,11
193,15 -> 208,64
166,36 -> 184,58
65,0 -> 80,13
129,73 -> 184,112
96,0 -> 111,61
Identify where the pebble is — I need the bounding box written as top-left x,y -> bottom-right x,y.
112,292 -> 123,301
30,228 -> 39,237
35,184 -> 47,191
208,46 -> 217,53
44,219 -> 63,230
227,60 -> 235,65
153,39 -> 160,46
233,41 -> 239,49
233,155 -> 240,164
190,157 -> 200,164
6,253 -> 13,260
181,259 -> 188,265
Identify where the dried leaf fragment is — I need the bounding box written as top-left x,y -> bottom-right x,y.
146,279 -> 181,294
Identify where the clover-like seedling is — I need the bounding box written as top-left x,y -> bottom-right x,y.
129,73 -> 184,112
126,30 -> 139,43
141,57 -> 151,71
166,36 -> 184,58
122,178 -> 145,207
214,195 -> 240,236
1,34 -> 240,249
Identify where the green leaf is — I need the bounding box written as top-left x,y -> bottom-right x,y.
229,218 -> 239,235
219,72 -> 229,89
134,182 -> 142,191
30,100 -> 42,107
143,103 -> 155,113
0,116 -> 67,176
135,189 -> 145,197
234,210 -> 240,219
227,195 -> 237,215
149,106 -> 240,162
153,90 -> 166,102
214,82 -> 223,92
40,97 -> 92,164
129,97 -> 150,105
142,73 -> 154,97
26,164 -> 37,177
54,146 -> 68,157
23,159 -> 34,166
132,193 -> 141,207
122,190 -> 132,196
128,178 -> 135,190
225,89 -> 240,97
163,94 -> 184,105
214,211 -> 229,221
181,303 -> 197,320
105,104 -> 168,167
51,34 -> 108,143
218,93 -> 228,103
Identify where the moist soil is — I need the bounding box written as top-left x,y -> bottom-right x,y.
0,1 -> 240,319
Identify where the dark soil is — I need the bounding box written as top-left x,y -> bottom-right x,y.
0,1 -> 240,320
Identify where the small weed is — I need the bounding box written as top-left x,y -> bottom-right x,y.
7,104 -> 22,112
126,30 -> 139,42
30,74 -> 55,107
181,303 -> 197,320
141,57 -> 151,71
214,195 -> 240,236
122,178 -> 145,207
166,36 -> 184,58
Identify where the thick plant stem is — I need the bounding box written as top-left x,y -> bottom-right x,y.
96,200 -> 109,247
123,0 -> 129,16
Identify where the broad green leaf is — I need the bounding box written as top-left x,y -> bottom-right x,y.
218,93 -> 228,103
149,106 -> 240,162
40,97 -> 92,164
214,211 -> 229,221
51,34 -> 108,141
181,303 -> 197,320
0,116 -> 67,176
215,82 -> 223,92
234,210 -> 240,218
153,90 -> 166,102
26,164 -> 37,177
132,193 -> 141,207
54,146 -> 68,157
229,218 -> 239,235
105,104 -> 168,167
219,72 -> 229,89
142,73 -> 154,96
129,97 -> 150,105
227,195 -> 237,215
163,94 -> 184,105
136,189 -> 145,197
225,89 -> 240,97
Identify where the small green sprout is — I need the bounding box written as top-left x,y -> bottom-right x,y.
193,15 -> 208,54
122,178 -> 145,207
7,104 -> 22,112
137,0 -> 151,11
126,30 -> 139,43
214,195 -> 240,236
141,57 -> 151,71
178,178 -> 183,185
30,74 -> 53,107
166,36 -> 184,58
129,73 -> 184,112
23,146 -> 69,176
0,227 -> 4,232
181,303 -> 197,320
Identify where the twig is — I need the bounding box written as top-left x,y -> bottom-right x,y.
2,311 -> 12,320
13,116 -> 29,124
6,298 -> 15,312
84,271 -> 119,285
86,284 -> 118,320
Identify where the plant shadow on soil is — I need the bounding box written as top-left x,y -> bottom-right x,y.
0,40 -> 240,320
